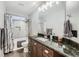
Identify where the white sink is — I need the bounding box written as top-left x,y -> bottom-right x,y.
36,37 -> 48,42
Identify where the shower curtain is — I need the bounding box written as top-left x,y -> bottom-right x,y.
4,14 -> 13,53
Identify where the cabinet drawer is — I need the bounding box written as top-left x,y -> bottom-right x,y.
53,51 -> 65,57
43,46 -> 54,57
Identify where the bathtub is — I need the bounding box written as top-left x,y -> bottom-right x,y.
13,37 -> 28,51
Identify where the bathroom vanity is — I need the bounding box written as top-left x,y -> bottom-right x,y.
28,36 -> 66,57
28,36 -> 79,57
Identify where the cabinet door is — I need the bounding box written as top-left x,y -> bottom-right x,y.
28,38 -> 32,56
32,40 -> 37,57
53,51 -> 65,57
42,46 -> 54,57
37,43 -> 43,57
28,39 -> 31,56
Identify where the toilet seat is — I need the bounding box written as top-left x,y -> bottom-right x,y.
21,41 -> 28,53
22,42 -> 28,47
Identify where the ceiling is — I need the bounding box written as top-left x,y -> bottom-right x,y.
4,1 -> 43,17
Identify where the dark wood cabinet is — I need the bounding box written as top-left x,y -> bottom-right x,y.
28,37 -> 32,56
42,46 -> 54,57
31,40 -> 38,57
28,37 -> 65,57
37,43 -> 43,57
53,51 -> 65,57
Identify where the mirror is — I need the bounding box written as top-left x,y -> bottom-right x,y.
38,1 -> 66,36
66,1 -> 79,38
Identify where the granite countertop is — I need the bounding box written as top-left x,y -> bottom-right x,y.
30,36 -> 74,57
64,37 -> 79,44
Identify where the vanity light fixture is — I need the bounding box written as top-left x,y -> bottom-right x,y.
38,2 -> 48,12
46,1 -> 55,8
38,5 -> 46,12
38,1 -> 58,12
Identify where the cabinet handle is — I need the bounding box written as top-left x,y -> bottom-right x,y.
44,50 -> 49,54
34,43 -> 37,45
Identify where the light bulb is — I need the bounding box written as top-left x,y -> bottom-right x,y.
49,2 -> 53,8
42,4 -> 48,10
33,2 -> 36,5
56,1 -> 59,5
41,5 -> 46,12
41,7 -> 45,12
38,7 -> 41,12
46,2 -> 50,6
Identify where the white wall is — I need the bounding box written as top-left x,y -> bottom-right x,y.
31,2 -> 65,36
0,2 -> 5,28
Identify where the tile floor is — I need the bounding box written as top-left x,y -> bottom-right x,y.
4,49 -> 29,57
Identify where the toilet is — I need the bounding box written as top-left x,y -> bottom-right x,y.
21,41 -> 28,53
